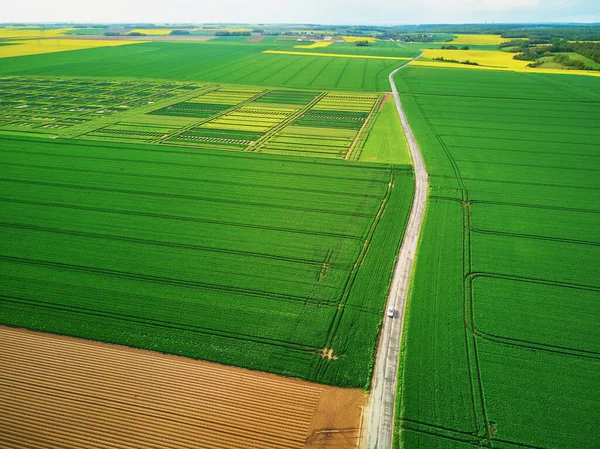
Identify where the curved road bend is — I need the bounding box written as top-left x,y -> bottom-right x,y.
365,52 -> 428,449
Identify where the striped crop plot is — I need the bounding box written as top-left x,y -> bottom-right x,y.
0,134 -> 415,388
165,88 -> 317,150
257,93 -> 381,158
393,66 -> 600,448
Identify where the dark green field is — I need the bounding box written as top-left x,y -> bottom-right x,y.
394,66 -> 600,448
0,135 -> 414,388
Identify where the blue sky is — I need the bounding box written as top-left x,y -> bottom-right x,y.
4,0 -> 600,25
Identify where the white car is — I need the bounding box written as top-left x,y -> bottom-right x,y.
387,307 -> 396,318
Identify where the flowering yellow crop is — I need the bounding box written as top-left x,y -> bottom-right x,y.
342,36 -> 378,43
421,49 -> 529,69
294,42 -> 334,49
264,50 -> 411,61
412,49 -> 600,77
127,29 -> 173,35
448,34 -> 510,45
0,27 -> 74,39
0,39 -> 143,59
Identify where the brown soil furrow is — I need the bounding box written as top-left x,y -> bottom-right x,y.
0,414 -> 148,449
0,342 -> 323,406
0,326 -> 367,449
0,357 -> 317,428
0,331 -> 323,400
0,394 -> 299,449
0,378 -> 310,446
0,392 -> 302,449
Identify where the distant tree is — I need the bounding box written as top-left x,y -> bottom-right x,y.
461,45 -> 470,50
104,32 -> 121,36
170,30 -> 190,35
215,31 -> 251,36
355,40 -> 371,47
127,32 -> 146,36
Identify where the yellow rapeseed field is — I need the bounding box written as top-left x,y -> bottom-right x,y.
0,27 -> 73,39
342,36 -> 378,43
421,49 -> 529,69
449,34 -> 510,45
294,42 -> 334,49
127,29 -> 173,35
412,49 -> 600,77
0,39 -> 143,59
264,50 -> 411,60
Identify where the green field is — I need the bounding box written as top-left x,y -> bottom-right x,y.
0,39 -> 417,91
393,66 -> 600,448
359,98 -> 410,164
0,134 -> 414,388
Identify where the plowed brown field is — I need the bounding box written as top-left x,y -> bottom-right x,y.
0,326 -> 366,449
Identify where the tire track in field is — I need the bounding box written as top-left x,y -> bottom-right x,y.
0,197 -> 364,241
0,160 -> 386,199
0,143 -> 396,183
0,177 -> 374,218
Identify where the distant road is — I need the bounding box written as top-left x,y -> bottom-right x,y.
364,52 -> 428,449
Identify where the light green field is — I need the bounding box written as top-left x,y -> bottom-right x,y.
359,99 -> 410,164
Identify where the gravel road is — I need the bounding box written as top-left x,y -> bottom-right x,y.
364,52 -> 428,449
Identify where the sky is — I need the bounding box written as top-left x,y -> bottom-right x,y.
3,0 -> 600,25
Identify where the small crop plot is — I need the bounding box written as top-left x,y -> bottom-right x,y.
82,114 -> 196,143
253,89 -> 320,105
170,127 -> 263,150
148,101 -> 231,118
149,87 -> 262,119
258,93 -> 380,158
0,76 -> 203,134
165,88 -> 308,150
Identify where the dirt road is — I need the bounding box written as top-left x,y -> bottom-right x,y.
364,53 -> 428,449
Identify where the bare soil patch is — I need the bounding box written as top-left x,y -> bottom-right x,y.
0,326 -> 367,449
247,35 -> 268,43
379,93 -> 392,110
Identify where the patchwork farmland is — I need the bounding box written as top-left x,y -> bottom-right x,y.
0,77 -> 389,160
1,20 -> 599,449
